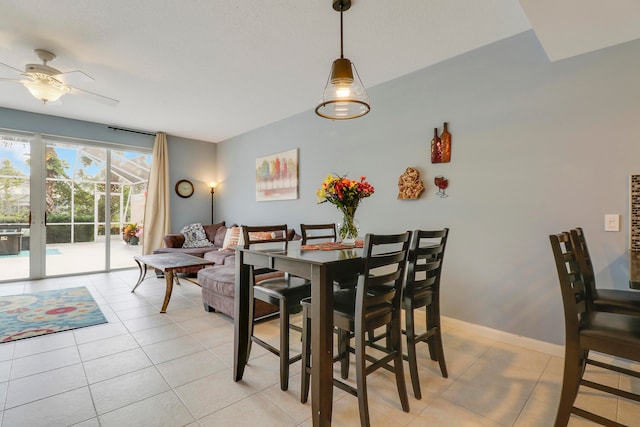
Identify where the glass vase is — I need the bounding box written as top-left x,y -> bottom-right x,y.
338,208 -> 359,245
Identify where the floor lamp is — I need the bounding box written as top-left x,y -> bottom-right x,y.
208,182 -> 216,224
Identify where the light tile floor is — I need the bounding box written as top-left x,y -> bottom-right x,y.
0,270 -> 638,426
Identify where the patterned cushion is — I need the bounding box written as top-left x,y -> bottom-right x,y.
247,231 -> 276,241
220,226 -> 244,250
181,223 -> 214,248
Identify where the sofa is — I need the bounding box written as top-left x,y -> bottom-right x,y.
153,221 -> 236,275
155,222 -> 298,318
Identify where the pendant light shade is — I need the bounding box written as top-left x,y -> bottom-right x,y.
316,0 -> 370,120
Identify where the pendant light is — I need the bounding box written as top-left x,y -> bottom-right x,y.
316,0 -> 370,120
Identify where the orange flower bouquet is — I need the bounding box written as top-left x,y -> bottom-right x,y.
316,174 -> 374,243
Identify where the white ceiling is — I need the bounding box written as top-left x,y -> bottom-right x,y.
0,1 -> 638,143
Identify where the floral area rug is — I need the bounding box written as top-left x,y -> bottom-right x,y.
0,287 -> 107,343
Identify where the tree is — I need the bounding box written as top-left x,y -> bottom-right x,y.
0,159 -> 29,221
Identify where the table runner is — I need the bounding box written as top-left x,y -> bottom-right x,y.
300,240 -> 364,250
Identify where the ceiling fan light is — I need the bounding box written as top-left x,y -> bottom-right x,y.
23,77 -> 70,103
316,58 -> 370,120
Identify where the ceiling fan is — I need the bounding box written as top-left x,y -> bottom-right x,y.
0,48 -> 119,106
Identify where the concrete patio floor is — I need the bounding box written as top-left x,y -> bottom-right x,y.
0,236 -> 142,282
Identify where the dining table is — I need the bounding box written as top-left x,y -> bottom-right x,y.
233,240 -> 364,426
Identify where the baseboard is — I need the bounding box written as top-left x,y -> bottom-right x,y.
441,315 -> 564,359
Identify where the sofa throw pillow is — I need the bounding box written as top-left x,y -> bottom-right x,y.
202,221 -> 225,243
247,231 -> 276,241
220,226 -> 244,250
181,223 -> 214,248
214,225 -> 229,247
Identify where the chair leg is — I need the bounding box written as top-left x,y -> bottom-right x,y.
300,304 -> 311,403
424,303 -> 448,378
247,298 -> 256,364
391,311 -> 410,413
404,305 -> 422,399
554,346 -> 584,427
354,324 -> 371,427
279,298 -> 290,391
338,328 -> 350,379
426,305 -> 437,362
433,329 -> 448,378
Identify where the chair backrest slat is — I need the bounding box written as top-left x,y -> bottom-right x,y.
242,224 -> 289,276
549,232 -> 589,334
242,224 -> 288,248
570,228 -> 598,308
300,223 -> 337,244
405,229 -> 449,299
358,232 -> 412,312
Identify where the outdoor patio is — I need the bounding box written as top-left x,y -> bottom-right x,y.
0,236 -> 143,282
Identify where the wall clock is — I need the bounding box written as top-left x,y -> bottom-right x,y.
175,179 -> 195,198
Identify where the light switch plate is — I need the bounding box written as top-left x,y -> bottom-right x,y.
605,214 -> 620,232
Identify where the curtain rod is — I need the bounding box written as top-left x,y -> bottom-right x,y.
108,126 -> 157,136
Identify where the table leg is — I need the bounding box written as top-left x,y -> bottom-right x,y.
234,249 -> 252,381
160,269 -> 174,313
311,265 -> 333,426
132,260 -> 148,293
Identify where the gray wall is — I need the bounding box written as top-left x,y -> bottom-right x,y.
167,136 -> 217,231
2,29 -> 639,345
0,107 -> 217,232
215,31 -> 640,345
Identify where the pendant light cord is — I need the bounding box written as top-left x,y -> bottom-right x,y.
340,3 -> 344,59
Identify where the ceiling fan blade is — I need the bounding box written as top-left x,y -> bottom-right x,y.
69,85 -> 119,107
0,62 -> 23,74
52,69 -> 94,85
0,77 -> 21,83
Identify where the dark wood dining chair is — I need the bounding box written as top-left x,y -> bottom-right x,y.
300,231 -> 412,427
301,223 -> 357,290
300,223 -> 337,244
242,224 -> 311,391
369,228 -> 449,399
549,231 -> 640,426
401,228 -> 449,399
571,227 -> 640,315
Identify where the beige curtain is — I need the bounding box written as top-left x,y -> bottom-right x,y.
142,132 -> 171,255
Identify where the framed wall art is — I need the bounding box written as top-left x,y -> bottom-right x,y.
255,148 -> 298,201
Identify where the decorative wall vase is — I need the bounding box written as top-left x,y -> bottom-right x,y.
440,122 -> 451,163
430,128 -> 442,163
397,167 -> 425,199
431,122 -> 452,163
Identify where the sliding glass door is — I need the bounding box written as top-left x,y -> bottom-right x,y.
0,132 -> 151,281
0,133 -> 31,280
